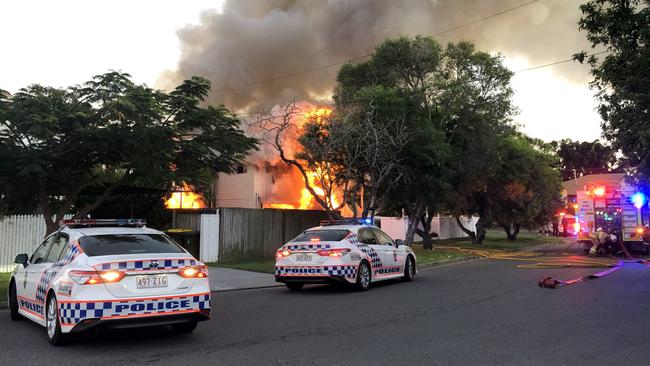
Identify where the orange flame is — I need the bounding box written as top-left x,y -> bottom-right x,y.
266,203 -> 296,209
165,184 -> 207,209
262,105 -> 342,211
302,107 -> 332,124
298,167 -> 340,210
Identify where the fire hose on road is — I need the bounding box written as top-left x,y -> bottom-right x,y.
430,243 -> 638,289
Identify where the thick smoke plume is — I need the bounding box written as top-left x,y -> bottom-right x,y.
158,0 -> 593,208
158,0 -> 592,111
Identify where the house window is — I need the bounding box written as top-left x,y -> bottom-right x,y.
236,165 -> 247,174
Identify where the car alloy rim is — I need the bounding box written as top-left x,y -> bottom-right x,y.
47,297 -> 57,339
360,264 -> 370,287
408,259 -> 414,276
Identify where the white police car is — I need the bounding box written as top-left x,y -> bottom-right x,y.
7,219 -> 210,345
275,220 -> 416,291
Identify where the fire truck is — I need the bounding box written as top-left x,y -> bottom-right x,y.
575,182 -> 649,255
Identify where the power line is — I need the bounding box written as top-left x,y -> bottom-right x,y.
211,0 -> 543,94
514,50 -> 608,73
235,50 -> 607,116
211,54 -> 370,94
430,0 -> 541,38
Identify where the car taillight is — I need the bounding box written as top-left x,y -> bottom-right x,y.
316,248 -> 351,257
179,265 -> 208,278
276,249 -> 291,258
68,270 -> 125,285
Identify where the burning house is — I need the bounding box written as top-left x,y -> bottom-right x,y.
213,104 -> 355,215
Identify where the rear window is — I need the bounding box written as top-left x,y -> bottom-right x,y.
79,234 -> 185,257
291,230 -> 350,242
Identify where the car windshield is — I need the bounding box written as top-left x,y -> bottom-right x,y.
291,230 -> 350,242
79,234 -> 185,256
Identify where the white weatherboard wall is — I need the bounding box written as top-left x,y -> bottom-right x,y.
215,169 -> 256,208
0,215 -> 73,272
215,165 -> 278,209
199,212 -> 220,263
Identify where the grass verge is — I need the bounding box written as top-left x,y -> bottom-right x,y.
411,246 -> 472,267
0,272 -> 11,303
428,228 -> 567,250
413,228 -> 569,266
207,229 -> 567,274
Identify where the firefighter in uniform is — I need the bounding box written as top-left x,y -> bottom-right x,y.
588,228 -> 617,256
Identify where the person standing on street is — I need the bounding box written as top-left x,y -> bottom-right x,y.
552,221 -> 559,237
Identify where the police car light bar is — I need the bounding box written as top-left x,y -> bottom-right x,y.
320,218 -> 373,226
60,219 -> 147,228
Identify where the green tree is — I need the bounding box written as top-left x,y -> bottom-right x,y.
491,137 -> 563,240
575,0 -> 649,183
333,37 -> 517,245
439,42 -> 517,244
0,72 -> 257,234
552,139 -> 618,180
332,36 -> 450,246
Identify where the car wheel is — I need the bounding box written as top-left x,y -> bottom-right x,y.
46,294 -> 66,346
355,261 -> 371,291
403,255 -> 415,281
286,282 -> 304,291
9,281 -> 23,321
171,321 -> 198,334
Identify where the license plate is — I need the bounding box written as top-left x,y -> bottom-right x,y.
296,254 -> 313,261
136,274 -> 168,289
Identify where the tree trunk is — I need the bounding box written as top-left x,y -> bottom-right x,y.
361,186 -> 377,219
473,216 -> 487,244
511,223 -> 520,241
38,177 -> 58,236
502,224 -> 512,240
455,216 -> 476,241
416,210 -> 435,250
44,219 -> 58,236
470,195 -> 489,244
405,198 -> 425,246
501,222 -> 520,241
39,174 -> 131,236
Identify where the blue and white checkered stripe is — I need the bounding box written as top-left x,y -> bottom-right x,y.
275,265 -> 357,278
323,265 -> 357,278
347,234 -> 383,268
59,293 -> 210,325
36,243 -> 82,304
284,243 -> 332,250
96,259 -> 197,272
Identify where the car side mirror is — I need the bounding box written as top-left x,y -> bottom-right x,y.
395,239 -> 404,247
14,253 -> 28,267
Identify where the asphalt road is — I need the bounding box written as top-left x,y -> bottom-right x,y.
3,251 -> 650,366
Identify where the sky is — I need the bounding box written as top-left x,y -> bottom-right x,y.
0,0 -> 602,142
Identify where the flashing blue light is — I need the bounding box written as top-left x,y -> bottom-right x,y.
631,192 -> 646,209
364,218 -> 372,225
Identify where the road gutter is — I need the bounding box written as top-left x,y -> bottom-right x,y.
417,255 -> 482,270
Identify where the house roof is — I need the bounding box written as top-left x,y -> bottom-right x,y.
562,173 -> 626,196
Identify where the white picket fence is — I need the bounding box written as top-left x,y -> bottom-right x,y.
0,215 -> 70,272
